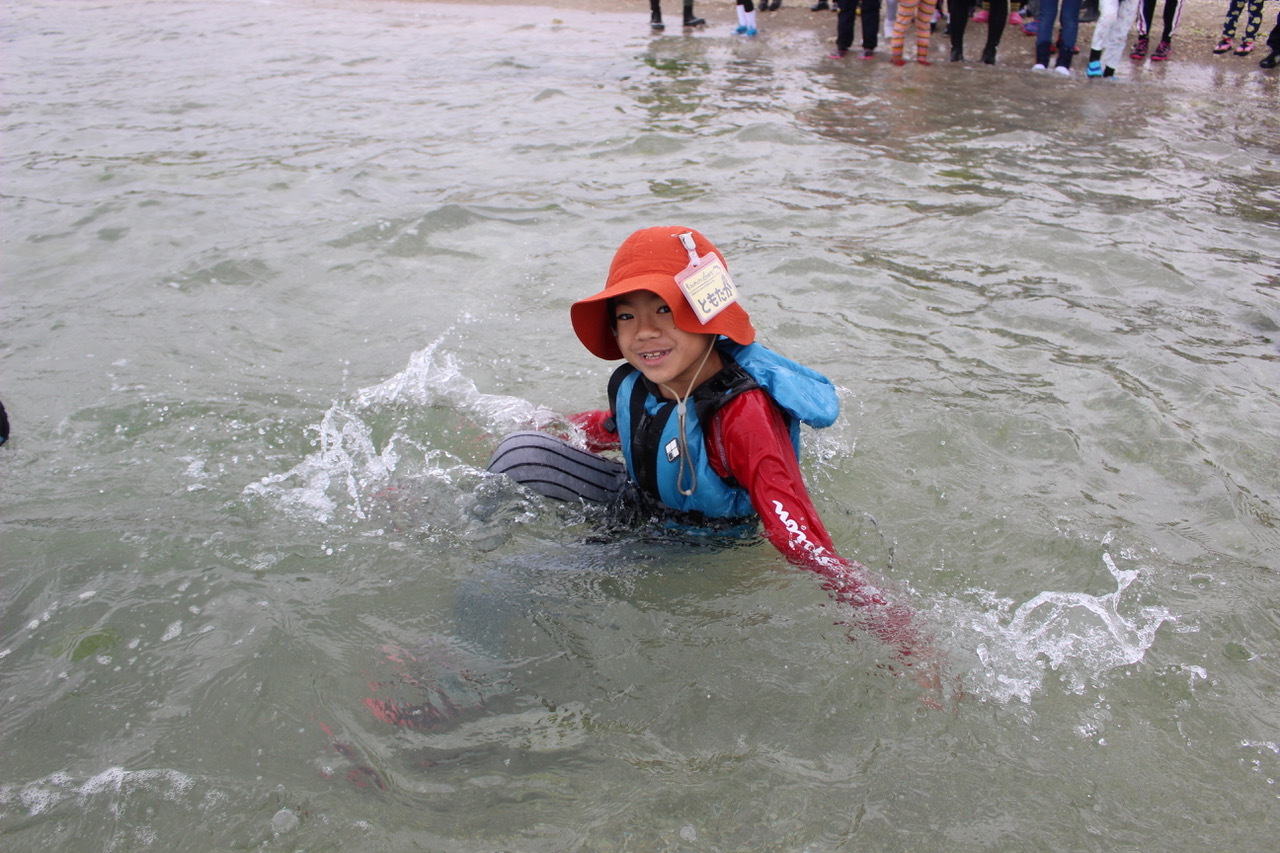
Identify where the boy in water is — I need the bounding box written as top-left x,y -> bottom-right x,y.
489,226 -> 943,682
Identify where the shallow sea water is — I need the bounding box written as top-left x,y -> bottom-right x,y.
2,0 -> 1278,850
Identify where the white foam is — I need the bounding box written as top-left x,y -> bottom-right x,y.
0,767 -> 197,819
940,552 -> 1172,705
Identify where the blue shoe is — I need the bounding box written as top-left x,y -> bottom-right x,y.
745,26 -> 758,37
1086,60 -> 1102,77
735,25 -> 748,34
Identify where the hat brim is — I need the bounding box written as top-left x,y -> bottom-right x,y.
571,273 -> 754,361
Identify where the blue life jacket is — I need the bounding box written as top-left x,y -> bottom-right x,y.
607,341 -> 839,519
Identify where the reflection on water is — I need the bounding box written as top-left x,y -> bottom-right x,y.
2,0 -> 1278,850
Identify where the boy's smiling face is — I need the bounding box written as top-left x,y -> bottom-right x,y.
612,289 -> 723,399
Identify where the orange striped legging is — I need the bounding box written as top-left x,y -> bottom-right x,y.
891,0 -> 939,62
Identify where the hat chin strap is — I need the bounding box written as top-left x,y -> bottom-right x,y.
659,338 -> 717,497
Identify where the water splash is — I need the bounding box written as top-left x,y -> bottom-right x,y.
941,552 -> 1172,705
244,336 -> 563,525
351,337 -> 560,428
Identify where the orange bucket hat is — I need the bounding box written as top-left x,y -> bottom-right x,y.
571,226 -> 756,361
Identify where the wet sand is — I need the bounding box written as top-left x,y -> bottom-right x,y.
392,0 -> 1269,71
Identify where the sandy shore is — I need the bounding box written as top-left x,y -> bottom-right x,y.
391,0 -> 1273,69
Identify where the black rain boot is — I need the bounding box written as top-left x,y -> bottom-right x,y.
683,0 -> 706,26
982,44 -> 997,64
950,39 -> 964,61
650,0 -> 665,29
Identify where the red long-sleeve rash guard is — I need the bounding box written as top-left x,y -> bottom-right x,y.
706,391 -> 841,564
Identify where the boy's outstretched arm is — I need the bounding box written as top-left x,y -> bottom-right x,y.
710,392 -> 945,673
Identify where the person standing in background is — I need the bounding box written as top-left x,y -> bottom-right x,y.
1085,0 -> 1139,76
735,0 -> 761,36
1260,11 -> 1280,66
1213,0 -> 1266,56
949,0 -> 1011,62
1032,0 -> 1081,73
891,0 -> 941,64
1129,0 -> 1181,60
830,0 -> 882,57
649,0 -> 707,30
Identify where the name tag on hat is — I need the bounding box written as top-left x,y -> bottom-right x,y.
675,253 -> 739,325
